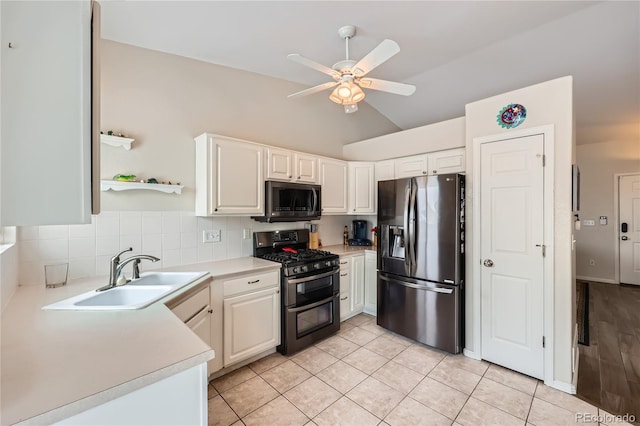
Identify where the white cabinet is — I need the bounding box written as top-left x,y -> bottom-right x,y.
266,148 -> 318,184
1,1 -> 99,226
428,148 -> 465,175
364,251 -> 377,316
339,254 -> 365,321
393,149 -> 466,179
194,134 -> 264,216
319,158 -> 348,214
167,281 -> 214,374
394,154 -> 429,178
375,160 -> 395,182
221,270 -> 280,367
348,162 -> 375,215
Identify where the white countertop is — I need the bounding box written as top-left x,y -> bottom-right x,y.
0,256 -> 281,425
322,244 -> 377,256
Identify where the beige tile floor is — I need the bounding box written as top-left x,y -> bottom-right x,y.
207,314 -> 631,426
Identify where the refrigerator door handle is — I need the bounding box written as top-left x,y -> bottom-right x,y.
379,274 -> 454,294
404,181 -> 412,274
408,178 -> 417,275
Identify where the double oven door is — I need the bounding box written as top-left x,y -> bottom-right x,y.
279,266 -> 340,355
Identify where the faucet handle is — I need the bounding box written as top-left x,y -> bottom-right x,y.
112,247 -> 133,261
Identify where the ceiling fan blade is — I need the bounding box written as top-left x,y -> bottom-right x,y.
287,54 -> 340,79
288,81 -> 338,99
358,78 -> 416,96
352,39 -> 400,77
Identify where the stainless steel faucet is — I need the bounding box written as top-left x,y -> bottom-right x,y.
97,248 -> 160,291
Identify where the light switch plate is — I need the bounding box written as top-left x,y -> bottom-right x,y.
243,228 -> 252,240
583,220 -> 595,226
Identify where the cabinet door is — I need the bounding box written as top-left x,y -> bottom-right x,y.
319,158 -> 348,214
223,287 -> 280,366
375,160 -> 395,182
339,267 -> 351,321
266,147 -> 293,181
394,154 -> 429,178
186,306 -> 214,374
348,163 -> 375,214
364,252 -> 377,316
195,134 -> 264,216
1,1 -> 95,226
294,153 -> 318,184
350,255 -> 365,314
428,148 -> 465,175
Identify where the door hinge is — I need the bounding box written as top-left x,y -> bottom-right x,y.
543,336 -> 546,348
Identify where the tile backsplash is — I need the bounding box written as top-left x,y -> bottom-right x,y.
17,212 -> 356,286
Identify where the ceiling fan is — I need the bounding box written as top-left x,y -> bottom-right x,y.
287,25 -> 416,114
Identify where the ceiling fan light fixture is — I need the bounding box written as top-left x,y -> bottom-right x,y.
337,84 -> 352,98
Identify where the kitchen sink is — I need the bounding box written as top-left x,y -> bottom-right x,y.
42,271 -> 207,311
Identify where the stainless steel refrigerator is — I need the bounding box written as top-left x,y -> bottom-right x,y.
377,174 -> 464,353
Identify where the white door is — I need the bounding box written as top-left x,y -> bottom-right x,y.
428,148 -> 466,175
480,134 -> 545,380
294,153 -> 318,183
620,174 -> 640,285
348,163 -> 375,214
319,159 -> 348,214
266,147 -> 293,181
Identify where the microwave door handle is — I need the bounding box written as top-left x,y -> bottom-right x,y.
312,187 -> 318,214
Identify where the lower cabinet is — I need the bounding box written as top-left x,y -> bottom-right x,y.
222,271 -> 280,367
364,252 -> 377,315
339,254 -> 365,321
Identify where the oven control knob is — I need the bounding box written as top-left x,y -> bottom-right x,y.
293,267 -> 300,274
325,261 -> 332,267
301,265 -> 308,272
313,262 -> 320,270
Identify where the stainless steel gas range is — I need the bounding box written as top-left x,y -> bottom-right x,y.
253,229 -> 340,355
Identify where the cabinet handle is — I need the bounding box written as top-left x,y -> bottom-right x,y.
339,261 -> 347,265
422,171 -> 427,175
298,176 -> 301,179
214,208 -> 218,212
208,309 -> 213,314
248,279 -> 260,284
340,273 -> 348,277
289,175 -> 292,178
433,170 -> 437,174
340,296 -> 348,300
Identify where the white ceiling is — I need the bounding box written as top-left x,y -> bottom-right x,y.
100,1 -> 640,145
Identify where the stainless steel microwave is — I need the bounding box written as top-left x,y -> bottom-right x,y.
252,181 -> 321,222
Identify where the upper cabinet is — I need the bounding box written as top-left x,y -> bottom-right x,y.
266,148 -> 318,184
194,134 -> 264,216
319,158 -> 348,214
427,148 -> 465,175
348,162 -> 375,215
1,1 -> 99,226
375,160 -> 395,182
393,149 -> 466,179
394,154 -> 430,178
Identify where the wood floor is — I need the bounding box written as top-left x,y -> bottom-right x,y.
577,281 -> 640,422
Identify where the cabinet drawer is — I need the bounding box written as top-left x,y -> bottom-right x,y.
170,284 -> 210,323
339,257 -> 351,271
223,270 -> 280,297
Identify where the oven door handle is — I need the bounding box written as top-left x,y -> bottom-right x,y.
286,268 -> 338,284
288,295 -> 337,313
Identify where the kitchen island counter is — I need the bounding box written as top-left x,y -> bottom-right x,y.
322,244 -> 376,257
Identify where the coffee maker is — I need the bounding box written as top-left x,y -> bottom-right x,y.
348,220 -> 372,246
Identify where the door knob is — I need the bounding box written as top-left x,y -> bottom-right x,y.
621,236 -> 629,241
483,259 -> 494,267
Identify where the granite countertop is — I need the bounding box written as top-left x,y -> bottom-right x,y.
0,256 -> 281,425
322,244 -> 377,256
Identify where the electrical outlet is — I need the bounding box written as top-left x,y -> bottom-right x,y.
589,259 -> 596,266
203,230 -> 222,243
243,228 -> 252,240
583,220 -> 595,226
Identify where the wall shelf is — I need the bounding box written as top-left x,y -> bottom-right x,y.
100,134 -> 134,150
101,180 -> 183,194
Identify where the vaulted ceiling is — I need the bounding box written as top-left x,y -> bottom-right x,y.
100,1 -> 640,145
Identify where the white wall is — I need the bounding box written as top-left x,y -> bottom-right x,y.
100,40 -> 399,212
342,117 -> 465,161
17,213 -> 353,287
575,140 -> 640,282
465,76 -> 575,387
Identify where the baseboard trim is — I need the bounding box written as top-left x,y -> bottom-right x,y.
463,349 -> 482,360
548,380 -> 577,394
362,307 -> 377,316
576,275 -> 617,284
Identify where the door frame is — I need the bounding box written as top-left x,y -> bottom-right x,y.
471,124 -> 555,385
614,172 -> 640,284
